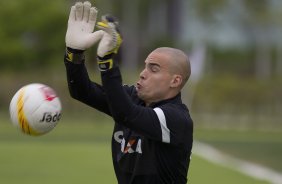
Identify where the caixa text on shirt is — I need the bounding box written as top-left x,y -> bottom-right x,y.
39,112 -> 61,122
114,131 -> 142,154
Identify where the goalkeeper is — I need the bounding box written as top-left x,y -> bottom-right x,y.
64,1 -> 193,184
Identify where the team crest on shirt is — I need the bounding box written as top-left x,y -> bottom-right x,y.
121,137 -> 142,154
114,131 -> 142,154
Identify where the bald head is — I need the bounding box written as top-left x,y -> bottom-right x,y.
152,47 -> 191,87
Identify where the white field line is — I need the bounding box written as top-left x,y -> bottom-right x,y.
193,141 -> 282,184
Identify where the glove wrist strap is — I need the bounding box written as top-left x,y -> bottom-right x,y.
65,47 -> 85,64
97,54 -> 116,71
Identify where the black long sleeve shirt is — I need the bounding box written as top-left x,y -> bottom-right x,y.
64,58 -> 193,184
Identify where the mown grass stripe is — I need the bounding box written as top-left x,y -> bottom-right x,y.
193,141 -> 282,184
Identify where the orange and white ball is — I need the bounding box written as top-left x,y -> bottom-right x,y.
9,83 -> 62,136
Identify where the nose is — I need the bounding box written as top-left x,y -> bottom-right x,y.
139,69 -> 147,80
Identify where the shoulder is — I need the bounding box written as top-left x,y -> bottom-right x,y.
158,103 -> 191,122
153,103 -> 193,146
154,103 -> 193,133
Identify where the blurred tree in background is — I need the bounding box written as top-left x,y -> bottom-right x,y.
0,0 -> 281,129
183,0 -> 282,129
1,0 -> 280,74
0,0 -> 67,70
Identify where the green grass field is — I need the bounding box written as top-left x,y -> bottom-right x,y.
0,114 -> 276,184
195,129 -> 282,173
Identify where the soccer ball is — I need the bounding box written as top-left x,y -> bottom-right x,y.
9,83 -> 62,136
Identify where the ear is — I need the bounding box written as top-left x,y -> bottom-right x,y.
170,75 -> 182,88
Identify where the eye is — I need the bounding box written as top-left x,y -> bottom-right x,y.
145,63 -> 160,73
150,65 -> 160,73
151,67 -> 157,72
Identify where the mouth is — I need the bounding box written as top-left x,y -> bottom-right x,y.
136,82 -> 142,91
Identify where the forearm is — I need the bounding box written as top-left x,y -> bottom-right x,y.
64,52 -> 111,115
101,67 -> 135,121
64,58 -> 89,102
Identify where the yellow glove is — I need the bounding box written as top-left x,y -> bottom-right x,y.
96,15 -> 122,71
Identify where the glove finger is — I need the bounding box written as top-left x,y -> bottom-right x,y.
89,7 -> 98,28
82,1 -> 91,22
68,6 -> 76,23
75,2 -> 83,21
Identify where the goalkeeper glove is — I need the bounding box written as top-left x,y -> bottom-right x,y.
96,15 -> 122,71
66,1 -> 103,50
65,1 -> 103,63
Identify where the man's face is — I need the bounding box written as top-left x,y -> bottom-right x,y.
136,52 -> 174,105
